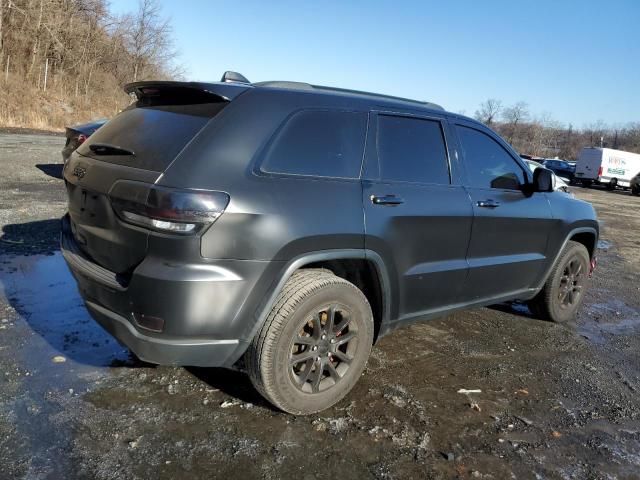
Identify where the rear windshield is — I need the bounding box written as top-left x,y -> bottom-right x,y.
76,101 -> 227,171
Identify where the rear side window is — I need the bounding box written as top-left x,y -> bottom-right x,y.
456,125 -> 525,190
261,110 -> 367,179
77,102 -> 226,171
377,115 -> 449,184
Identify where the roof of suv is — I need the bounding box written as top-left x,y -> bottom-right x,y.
252,80 -> 445,112
125,71 -> 446,115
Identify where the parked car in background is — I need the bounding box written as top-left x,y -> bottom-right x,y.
61,73 -> 599,414
541,159 -> 575,184
62,119 -> 107,164
523,159 -> 572,194
574,147 -> 640,190
631,172 -> 640,196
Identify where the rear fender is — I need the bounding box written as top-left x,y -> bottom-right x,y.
226,249 -> 391,366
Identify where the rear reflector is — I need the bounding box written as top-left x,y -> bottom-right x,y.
598,166 -> 603,177
109,181 -> 229,235
133,313 -> 165,332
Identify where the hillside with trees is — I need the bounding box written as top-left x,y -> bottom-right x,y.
474,99 -> 640,160
0,0 -> 179,131
1,0 -> 638,158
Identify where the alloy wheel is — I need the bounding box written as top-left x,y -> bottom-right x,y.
558,257 -> 585,308
289,304 -> 358,394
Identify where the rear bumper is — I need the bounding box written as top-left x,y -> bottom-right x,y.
85,300 -> 240,366
60,214 -> 274,367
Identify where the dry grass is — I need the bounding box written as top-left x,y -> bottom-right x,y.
0,76 -> 129,132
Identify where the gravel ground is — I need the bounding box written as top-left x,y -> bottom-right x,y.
1,133 -> 640,479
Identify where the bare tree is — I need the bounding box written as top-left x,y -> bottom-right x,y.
474,98 -> 502,126
0,0 -> 181,129
126,0 -> 175,81
502,101 -> 529,144
27,0 -> 45,78
584,120 -> 607,147
0,0 -> 4,57
469,97 -> 640,159
502,101 -> 529,127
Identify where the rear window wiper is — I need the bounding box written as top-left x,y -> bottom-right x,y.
89,143 -> 135,156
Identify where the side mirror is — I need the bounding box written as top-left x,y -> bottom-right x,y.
533,167 -> 554,192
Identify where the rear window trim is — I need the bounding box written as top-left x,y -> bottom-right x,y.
254,107 -> 369,182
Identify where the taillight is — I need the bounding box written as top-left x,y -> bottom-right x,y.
598,166 -> 603,177
77,134 -> 87,145
109,181 -> 229,234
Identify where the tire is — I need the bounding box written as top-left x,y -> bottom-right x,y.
528,241 -> 590,323
581,180 -> 593,188
606,178 -> 618,190
632,185 -> 640,196
245,269 -> 374,415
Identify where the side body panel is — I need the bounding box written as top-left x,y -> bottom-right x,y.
361,111 -> 473,323
160,89 -> 368,262
448,118 -> 555,301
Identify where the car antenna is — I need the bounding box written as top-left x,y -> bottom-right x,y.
220,71 -> 250,84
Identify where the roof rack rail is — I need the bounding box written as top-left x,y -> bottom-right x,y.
253,81 -> 314,90
253,80 -> 443,110
312,85 -> 444,110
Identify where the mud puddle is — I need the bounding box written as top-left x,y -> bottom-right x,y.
0,253 -> 129,477
0,252 -> 130,373
597,239 -> 612,250
580,299 -> 640,345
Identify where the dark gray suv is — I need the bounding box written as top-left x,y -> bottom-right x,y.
61,72 -> 599,414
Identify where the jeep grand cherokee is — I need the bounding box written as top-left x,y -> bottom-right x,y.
61,71 -> 598,414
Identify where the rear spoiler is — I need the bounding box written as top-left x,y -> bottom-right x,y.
124,81 -> 251,102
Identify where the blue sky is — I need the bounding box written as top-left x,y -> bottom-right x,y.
110,0 -> 640,126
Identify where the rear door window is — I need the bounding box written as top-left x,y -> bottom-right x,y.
456,125 -> 525,190
377,115 -> 450,184
261,110 -> 367,179
76,102 -> 226,171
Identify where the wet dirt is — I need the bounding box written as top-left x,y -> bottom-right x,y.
1,133 -> 640,479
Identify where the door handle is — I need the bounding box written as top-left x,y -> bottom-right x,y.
370,194 -> 404,206
477,199 -> 500,208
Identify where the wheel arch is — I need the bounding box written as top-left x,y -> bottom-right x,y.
535,226 -> 598,291
570,230 -> 597,259
250,250 -> 391,350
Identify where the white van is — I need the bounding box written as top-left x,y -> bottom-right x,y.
575,147 -> 640,189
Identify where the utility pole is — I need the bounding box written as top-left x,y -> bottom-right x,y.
43,57 -> 49,91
